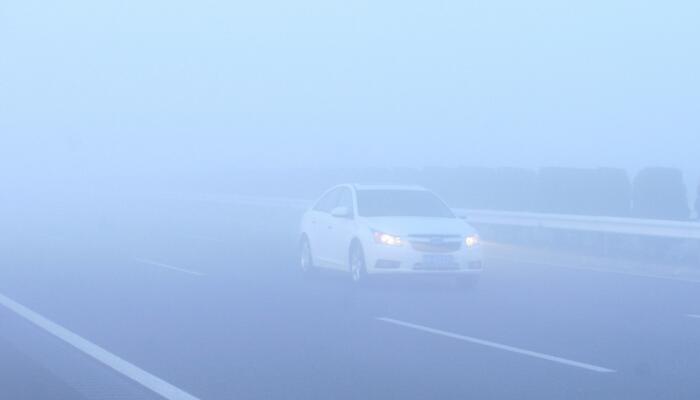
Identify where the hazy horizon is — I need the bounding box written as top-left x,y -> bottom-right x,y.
2,0 -> 698,178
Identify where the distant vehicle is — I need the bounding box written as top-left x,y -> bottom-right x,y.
299,184 -> 483,286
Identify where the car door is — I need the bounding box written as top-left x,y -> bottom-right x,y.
325,187 -> 357,269
307,188 -> 341,268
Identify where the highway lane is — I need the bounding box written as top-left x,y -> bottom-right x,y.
1,193 -> 700,399
0,335 -> 88,400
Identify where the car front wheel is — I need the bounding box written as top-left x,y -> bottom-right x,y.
349,244 -> 367,284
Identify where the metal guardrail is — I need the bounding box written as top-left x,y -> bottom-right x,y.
455,209 -> 700,240
178,193 -> 700,240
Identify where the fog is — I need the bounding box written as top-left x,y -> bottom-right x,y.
2,0 -> 700,176
1,1 -> 700,400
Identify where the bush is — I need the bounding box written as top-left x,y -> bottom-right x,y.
489,167 -> 538,212
588,168 -> 631,217
536,167 -> 631,216
632,167 -> 689,220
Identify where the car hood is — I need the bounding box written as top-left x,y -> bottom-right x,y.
363,217 -> 477,237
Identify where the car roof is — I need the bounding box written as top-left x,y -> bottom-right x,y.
350,183 -> 428,191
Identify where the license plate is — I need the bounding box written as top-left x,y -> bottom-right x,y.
422,254 -> 454,268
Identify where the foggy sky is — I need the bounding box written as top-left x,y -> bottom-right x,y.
1,0 -> 698,176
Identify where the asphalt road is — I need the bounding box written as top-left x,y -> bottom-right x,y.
1,191 -> 700,399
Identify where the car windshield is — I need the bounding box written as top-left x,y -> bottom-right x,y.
357,190 -> 455,218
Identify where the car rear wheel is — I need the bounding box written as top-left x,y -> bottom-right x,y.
349,244 -> 367,284
300,237 -> 315,274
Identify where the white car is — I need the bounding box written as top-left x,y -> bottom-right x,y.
299,184 -> 483,286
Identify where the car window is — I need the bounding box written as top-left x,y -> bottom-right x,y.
356,190 -> 455,218
337,188 -> 354,214
313,188 -> 341,213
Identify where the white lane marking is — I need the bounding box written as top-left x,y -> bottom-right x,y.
376,317 -> 616,373
0,292 -> 200,400
488,256 -> 700,285
134,258 -> 204,277
687,314 -> 700,319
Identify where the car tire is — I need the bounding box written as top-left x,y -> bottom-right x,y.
300,237 -> 316,274
349,244 -> 368,285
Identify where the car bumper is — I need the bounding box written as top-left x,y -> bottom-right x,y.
364,244 -> 484,275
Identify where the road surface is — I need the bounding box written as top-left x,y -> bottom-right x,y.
1,191 -> 699,399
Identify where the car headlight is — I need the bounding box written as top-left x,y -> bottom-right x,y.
373,231 -> 403,246
465,234 -> 480,248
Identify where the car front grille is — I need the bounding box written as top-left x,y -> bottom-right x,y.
408,235 -> 462,253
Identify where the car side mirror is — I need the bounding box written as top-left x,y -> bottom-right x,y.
330,206 -> 352,219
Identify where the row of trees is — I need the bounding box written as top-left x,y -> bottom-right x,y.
423,166 -> 692,220
225,166 -> 695,221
